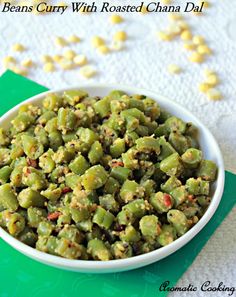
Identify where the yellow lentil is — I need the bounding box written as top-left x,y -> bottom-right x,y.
197,44 -> 212,55
198,83 -> 211,93
54,36 -> 67,47
180,30 -> 192,41
57,1 -> 67,6
157,31 -> 174,41
201,0 -> 210,8
192,35 -> 205,45
183,42 -> 196,51
12,67 -> 28,76
140,5 -> 148,14
21,58 -> 33,68
205,74 -> 220,86
52,55 -> 63,63
68,35 -> 81,43
12,43 -> 25,52
58,58 -> 75,70
40,55 -> 52,63
161,0 -> 172,4
168,64 -> 182,74
176,20 -> 190,31
63,49 -> 76,60
91,36 -> 105,48
206,88 -> 222,101
113,31 -> 127,42
189,52 -> 205,63
80,65 -> 97,78
43,62 -> 55,73
167,24 -> 182,36
73,54 -> 88,66
97,45 -> 110,55
78,6 -> 90,14
168,13 -> 183,21
3,56 -> 16,65
110,14 -> 123,24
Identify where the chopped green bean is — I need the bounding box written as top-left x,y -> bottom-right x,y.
55,237 -> 83,259
139,215 -> 159,238
22,135 -> 44,160
165,116 -> 186,134
110,166 -> 131,184
120,180 -> 144,203
18,188 -> 46,208
11,112 -> 34,133
0,148 -> 11,166
119,225 -> 141,242
161,176 -> 182,193
150,192 -> 174,213
136,136 -> 160,154
99,194 -> 119,212
112,241 -> 133,259
58,107 -> 77,132
0,166 -> 12,184
197,160 -> 217,181
43,93 -> 63,111
22,167 -> 47,190
157,224 -> 177,246
69,155 -> 89,175
63,90 -> 88,106
0,89 -> 217,261
160,153 -> 183,176
88,238 -> 112,260
81,165 -> 108,190
92,207 -> 115,230
88,141 -> 103,164
186,178 -> 210,195
0,184 -> 18,211
167,209 -> 189,236
110,138 -> 126,158
181,148 -> 202,168
170,186 -> 188,206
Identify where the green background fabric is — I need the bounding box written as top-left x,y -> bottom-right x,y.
0,70 -> 235,297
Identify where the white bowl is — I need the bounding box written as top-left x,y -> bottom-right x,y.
0,84 -> 225,273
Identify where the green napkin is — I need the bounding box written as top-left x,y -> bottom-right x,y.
0,70 -> 235,297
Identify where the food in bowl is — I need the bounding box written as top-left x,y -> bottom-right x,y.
0,89 -> 217,261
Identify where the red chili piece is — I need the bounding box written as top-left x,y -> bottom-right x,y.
27,158 -> 37,168
62,187 -> 72,194
111,161 -> 124,168
47,211 -> 61,221
163,194 -> 172,207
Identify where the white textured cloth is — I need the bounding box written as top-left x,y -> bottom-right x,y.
0,0 -> 235,294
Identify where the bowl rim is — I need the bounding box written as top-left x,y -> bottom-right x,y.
0,84 -> 225,271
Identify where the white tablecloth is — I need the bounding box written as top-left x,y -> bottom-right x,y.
0,0 -> 235,295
